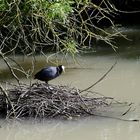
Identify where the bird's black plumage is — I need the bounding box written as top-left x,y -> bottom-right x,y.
34,65 -> 65,83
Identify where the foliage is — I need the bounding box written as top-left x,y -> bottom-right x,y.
0,0 -> 119,56
0,0 -> 6,11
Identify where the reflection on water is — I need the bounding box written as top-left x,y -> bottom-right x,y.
0,54 -> 140,140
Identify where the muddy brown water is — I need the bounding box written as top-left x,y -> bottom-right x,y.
0,53 -> 140,140
1,26 -> 140,140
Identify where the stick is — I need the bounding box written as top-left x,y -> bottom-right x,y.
0,84 -> 16,117
80,61 -> 117,93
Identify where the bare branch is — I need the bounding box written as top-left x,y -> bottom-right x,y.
80,61 -> 117,93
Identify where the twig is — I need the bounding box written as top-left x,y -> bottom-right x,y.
0,84 -> 16,117
80,61 -> 117,93
0,51 -> 20,84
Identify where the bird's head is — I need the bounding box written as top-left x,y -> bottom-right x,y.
58,65 -> 65,73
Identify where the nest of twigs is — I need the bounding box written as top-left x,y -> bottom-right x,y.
0,83 -> 133,120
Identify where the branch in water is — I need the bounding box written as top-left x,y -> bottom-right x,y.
80,61 -> 117,93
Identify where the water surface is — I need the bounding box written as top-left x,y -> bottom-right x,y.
1,26 -> 140,140
1,54 -> 140,140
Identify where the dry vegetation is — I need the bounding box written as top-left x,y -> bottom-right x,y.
0,82 -> 133,120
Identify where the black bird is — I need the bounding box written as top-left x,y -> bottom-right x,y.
34,65 -> 65,83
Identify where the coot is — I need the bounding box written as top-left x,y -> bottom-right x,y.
34,65 -> 65,83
